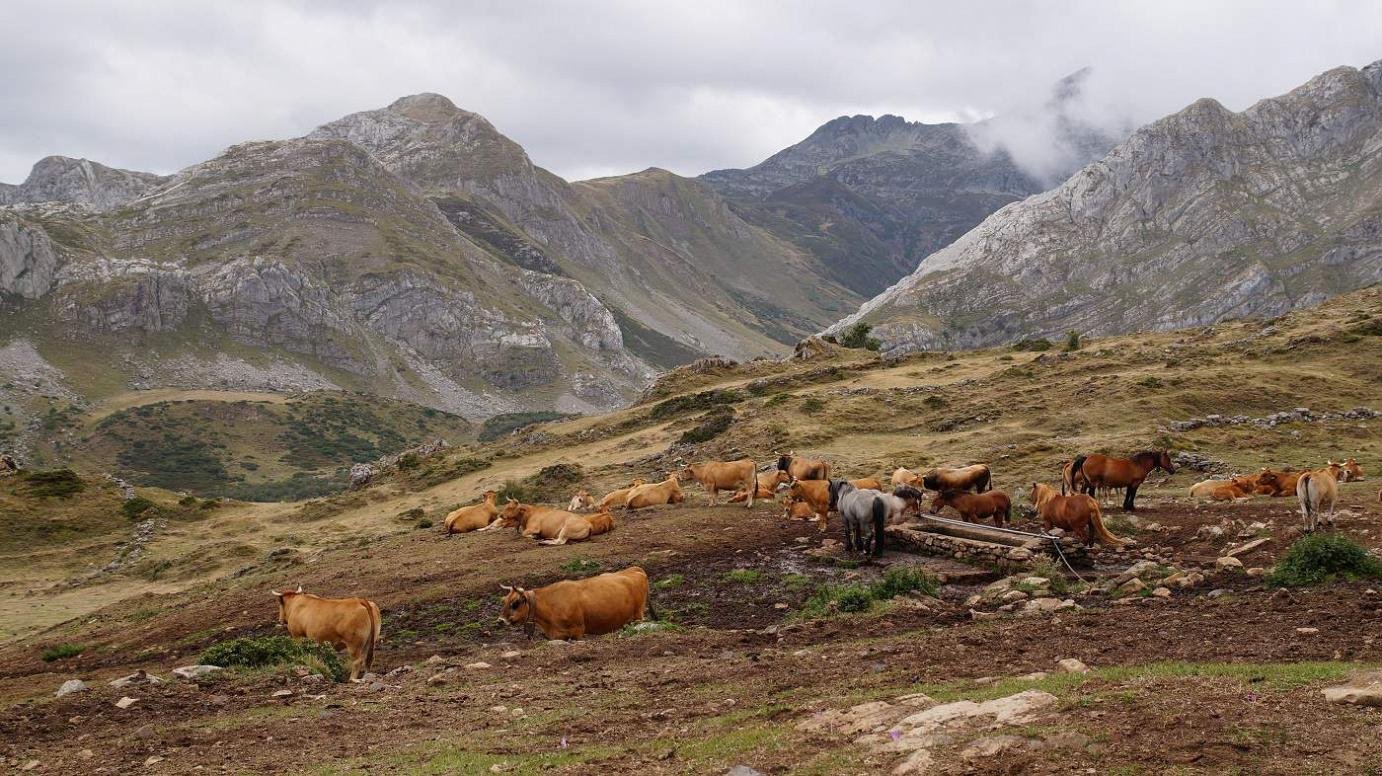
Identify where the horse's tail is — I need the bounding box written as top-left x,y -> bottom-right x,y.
1070,454 -> 1088,493
1087,500 -> 1124,547
871,496 -> 887,553
977,466 -> 992,493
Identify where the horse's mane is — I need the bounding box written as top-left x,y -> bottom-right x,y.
1131,450 -> 1162,464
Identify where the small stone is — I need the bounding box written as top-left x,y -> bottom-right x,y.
1207,589 -> 1229,599
1215,556 -> 1243,570
78,750 -> 94,760
1151,587 -> 1172,599
1322,685 -> 1382,707
271,689 -> 293,698
1001,590 -> 1030,603
465,661 -> 492,670
56,679 -> 88,697
500,651 -> 522,660
171,665 -> 222,680
427,672 -> 450,686
1020,577 -> 1050,588
144,756 -> 164,767
21,762 -> 39,771
1296,627 -> 1320,635
1057,658 -> 1090,674
1116,578 -> 1146,596
1246,567 -> 1266,577
115,696 -> 139,709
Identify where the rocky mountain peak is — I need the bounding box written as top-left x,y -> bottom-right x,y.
0,155 -> 167,211
386,92 -> 473,123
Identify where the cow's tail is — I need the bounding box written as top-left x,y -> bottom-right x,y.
1297,472 -> 1315,517
645,590 -> 659,622
360,600 -> 379,672
1087,501 -> 1123,547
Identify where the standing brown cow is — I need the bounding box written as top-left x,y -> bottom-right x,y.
271,587 -> 381,681
498,566 -> 654,640
777,452 -> 831,481
678,459 -> 757,507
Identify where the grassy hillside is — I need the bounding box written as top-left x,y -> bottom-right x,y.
71,391 -> 473,500
0,287 -> 1377,774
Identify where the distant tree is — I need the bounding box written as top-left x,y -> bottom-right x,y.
840,322 -> 882,351
1064,330 -> 1082,351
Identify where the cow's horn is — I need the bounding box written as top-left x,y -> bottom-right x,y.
295,584 -> 303,593
499,584 -> 513,592
270,590 -> 281,597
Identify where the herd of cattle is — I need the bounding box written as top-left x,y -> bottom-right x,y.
272,450 -> 1367,680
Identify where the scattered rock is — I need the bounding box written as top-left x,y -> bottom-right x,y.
1246,567 -> 1266,577
1151,587 -> 1172,599
1296,627 -> 1320,635
271,689 -> 294,698
109,669 -> 162,688
1056,658 -> 1089,674
1322,685 -> 1382,707
171,665 -> 222,680
56,679 -> 88,697
1207,589 -> 1230,599
1226,537 -> 1273,557
144,756 -> 164,767
115,696 -> 139,709
1116,578 -> 1147,596
1215,556 -> 1243,570
465,661 -> 492,670
725,767 -> 765,776
500,651 -> 522,660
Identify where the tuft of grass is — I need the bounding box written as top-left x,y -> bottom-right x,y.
200,635 -> 347,682
1012,337 -> 1053,352
23,469 -> 85,498
871,566 -> 939,599
560,557 -> 602,574
121,496 -> 156,519
796,567 -> 938,618
799,396 -> 825,415
679,406 -> 735,444
654,574 -> 685,590
1064,330 -> 1082,351
1267,534 -> 1382,587
41,642 -> 86,662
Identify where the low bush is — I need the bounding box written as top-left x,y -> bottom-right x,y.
839,322 -> 882,351
1012,337 -> 1053,352
797,567 -> 938,619
800,396 -> 825,415
121,497 -> 156,519
679,406 -> 734,445
41,643 -> 85,662
1064,330 -> 1082,351
1267,534 -> 1382,587
870,566 -> 938,599
200,635 -> 347,682
23,469 -> 85,498
561,557 -> 602,574
479,411 -> 573,442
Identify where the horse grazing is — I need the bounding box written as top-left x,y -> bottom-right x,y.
929,489 -> 1010,527
1030,483 -> 1124,547
595,479 -> 646,511
1296,466 -> 1339,532
921,464 -> 992,494
828,480 -> 887,556
777,452 -> 831,481
1072,450 -> 1175,511
567,490 -> 595,512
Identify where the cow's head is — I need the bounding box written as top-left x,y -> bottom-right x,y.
499,499 -> 525,524
770,470 -> 792,490
269,584 -> 304,625
481,490 -> 498,503
498,584 -> 534,636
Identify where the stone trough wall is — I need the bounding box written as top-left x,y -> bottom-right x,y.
886,523 -> 1090,570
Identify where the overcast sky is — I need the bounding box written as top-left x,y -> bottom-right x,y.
2,0 -> 1380,184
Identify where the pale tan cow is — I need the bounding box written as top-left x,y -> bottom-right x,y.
271,587 -> 381,681
444,490 -> 500,534
499,501 -> 615,545
498,566 -> 653,640
596,479 -> 646,511
677,459 -> 757,507
1297,466 -> 1340,533
625,475 -> 684,509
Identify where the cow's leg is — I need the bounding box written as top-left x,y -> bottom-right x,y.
707,487 -> 717,506
745,478 -> 755,508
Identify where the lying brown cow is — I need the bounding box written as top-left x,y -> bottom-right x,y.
922,464 -> 992,493
783,497 -> 816,521
787,479 -> 831,526
567,490 -> 595,511
1253,468 -> 1301,497
1188,477 -> 1254,501
595,479 -> 645,511
777,452 -> 831,481
444,490 -> 500,535
272,586 -> 381,681
891,467 -> 924,488
498,566 -> 654,640
678,459 -> 757,507
499,501 -> 615,545
626,474 -> 684,509
1338,458 -> 1365,482
729,470 -> 791,503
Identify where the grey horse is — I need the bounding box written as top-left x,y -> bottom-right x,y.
828,479 -> 890,556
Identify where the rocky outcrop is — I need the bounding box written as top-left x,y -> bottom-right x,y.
835,59 -> 1382,355
0,212 -> 60,298
0,156 -> 167,211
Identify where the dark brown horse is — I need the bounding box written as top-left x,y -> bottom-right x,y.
929,489 -> 1010,527
921,464 -> 991,493
777,452 -> 831,481
1072,450 -> 1175,511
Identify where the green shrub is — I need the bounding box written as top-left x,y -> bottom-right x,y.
723,569 -> 764,584
479,411 -> 573,442
800,397 -> 825,415
561,557 -> 602,574
23,469 -> 85,498
679,406 -> 734,445
41,643 -> 85,662
839,322 -> 881,351
834,584 -> 875,612
1267,534 -> 1382,587
121,497 -> 156,519
200,635 -> 347,682
1012,337 -> 1053,352
178,495 -> 198,507
650,389 -> 745,421
416,518 -> 433,529
1064,330 -> 1082,351
870,566 -> 938,599
654,574 -> 685,590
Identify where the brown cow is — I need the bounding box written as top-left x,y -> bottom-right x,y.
929,489 -> 1011,527
891,467 -> 924,488
922,464 -> 992,494
1253,468 -> 1301,497
729,470 -> 792,503
678,459 -> 757,507
1030,483 -> 1124,547
1338,458 -> 1365,482
567,490 -> 595,512
498,566 -> 653,640
787,479 -> 831,527
1297,466 -> 1340,532
1188,477 -> 1254,501
444,490 -> 500,535
271,587 -> 381,681
625,474 -> 685,509
783,497 -> 817,521
777,452 -> 831,481
595,479 -> 646,511
499,501 -> 615,545
850,477 -> 884,491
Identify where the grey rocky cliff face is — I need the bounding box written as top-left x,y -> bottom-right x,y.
0,212 -> 61,298
835,59 -> 1382,356
0,156 -> 167,211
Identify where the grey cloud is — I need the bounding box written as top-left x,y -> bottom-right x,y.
2,0 -> 1380,183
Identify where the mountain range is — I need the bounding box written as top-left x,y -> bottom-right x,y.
3,60 -> 1379,433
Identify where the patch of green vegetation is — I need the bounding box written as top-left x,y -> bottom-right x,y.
654,574 -> 685,589
200,635 -> 347,682
1064,330 -> 1082,351
1267,534 -> 1382,587
722,569 -> 764,584
561,557 -> 602,574
1347,315 -> 1381,336
650,388 -> 745,420
1136,376 -> 1164,388
839,322 -> 882,351
797,567 -> 938,618
220,473 -> 348,502
121,496 -> 156,519
494,463 -> 585,504
478,411 -> 573,442
679,406 -> 734,444
800,396 -> 825,415
23,468 -> 85,498
1012,337 -> 1053,352
41,642 -> 86,662
780,573 -> 812,590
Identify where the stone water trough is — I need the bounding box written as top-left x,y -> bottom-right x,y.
885,516 -> 1090,571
